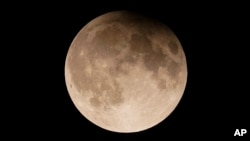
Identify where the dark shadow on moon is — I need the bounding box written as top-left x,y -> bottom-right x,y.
168,40 -> 179,55
129,34 -> 152,54
90,26 -> 122,58
129,33 -> 168,73
128,33 -> 180,91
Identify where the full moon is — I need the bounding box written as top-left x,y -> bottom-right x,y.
65,11 -> 187,133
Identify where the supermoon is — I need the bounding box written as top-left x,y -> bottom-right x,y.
65,11 -> 187,133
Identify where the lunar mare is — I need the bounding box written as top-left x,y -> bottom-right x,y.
65,11 -> 187,133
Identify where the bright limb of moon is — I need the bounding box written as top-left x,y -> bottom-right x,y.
65,11 -> 187,133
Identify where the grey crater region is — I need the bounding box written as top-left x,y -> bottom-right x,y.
65,11 -> 187,133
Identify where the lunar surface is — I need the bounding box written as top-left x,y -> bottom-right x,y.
65,11 -> 187,133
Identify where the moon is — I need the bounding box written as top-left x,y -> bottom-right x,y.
65,11 -> 187,133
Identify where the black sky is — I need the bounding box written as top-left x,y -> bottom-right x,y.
4,1 -> 249,139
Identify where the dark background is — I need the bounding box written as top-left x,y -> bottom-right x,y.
4,1 -> 249,139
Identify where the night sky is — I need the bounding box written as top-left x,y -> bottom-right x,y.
4,1 -> 249,139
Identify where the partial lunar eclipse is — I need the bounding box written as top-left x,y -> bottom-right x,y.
65,11 -> 187,133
